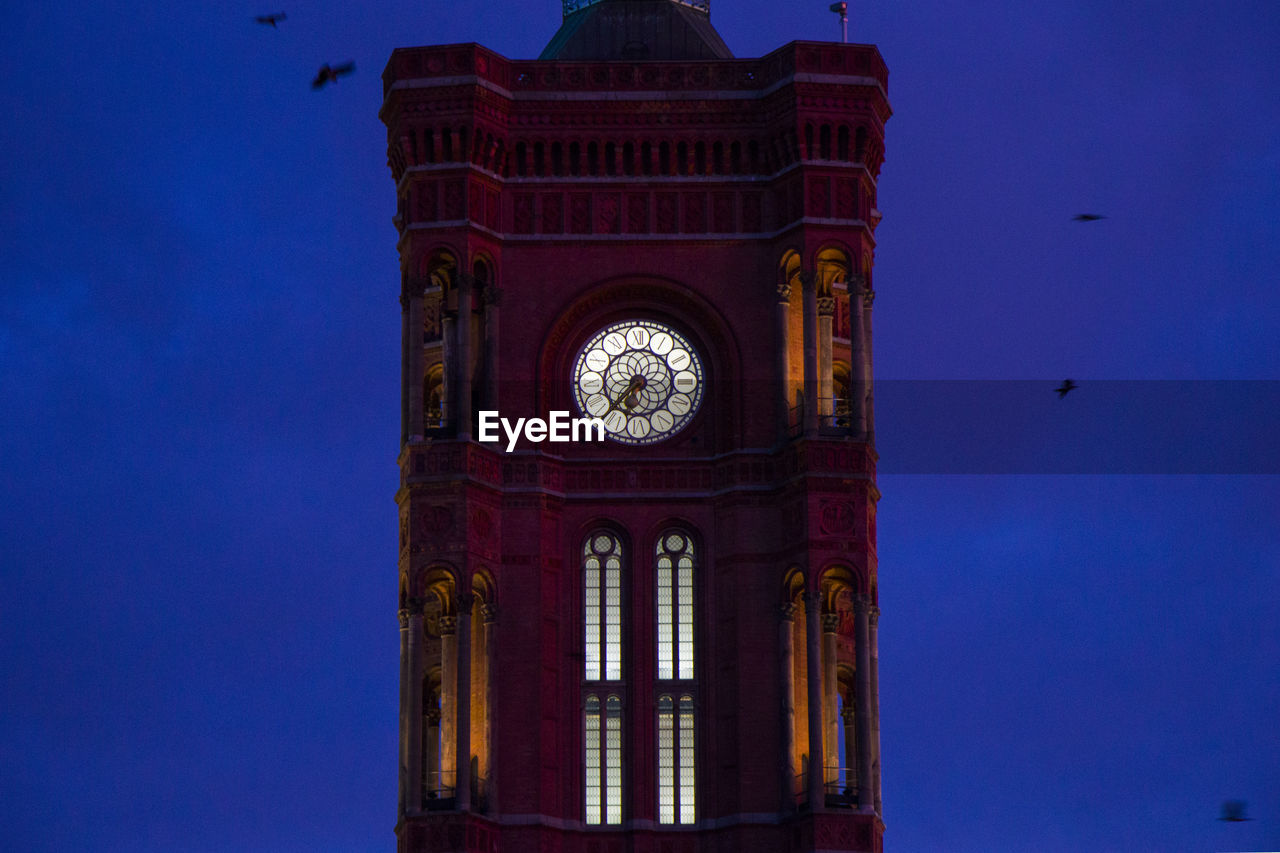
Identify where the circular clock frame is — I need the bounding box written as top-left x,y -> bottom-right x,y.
571,319 -> 705,445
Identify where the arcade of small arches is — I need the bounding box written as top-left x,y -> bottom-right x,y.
391,119 -> 882,183
402,248 -> 499,443
776,243 -> 875,439
781,565 -> 883,814
397,567 -> 498,815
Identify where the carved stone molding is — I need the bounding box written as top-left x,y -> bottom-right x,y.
821,612 -> 840,633
816,296 -> 836,316
780,601 -> 798,622
437,615 -> 457,636
776,282 -> 792,302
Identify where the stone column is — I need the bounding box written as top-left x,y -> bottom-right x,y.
406,282 -> 425,442
441,313 -> 456,434
817,296 -> 835,424
870,605 -> 882,814
482,286 -> 502,415
482,603 -> 498,811
821,612 -> 840,785
802,273 -> 819,437
397,607 -> 410,815
841,700 -> 858,797
779,602 -> 798,806
456,274 -> 474,441
439,615 -> 457,795
775,282 -> 793,438
848,275 -> 868,438
854,596 -> 874,812
400,289 -> 411,445
406,599 -> 425,813
424,705 -> 441,802
862,287 -> 876,446
455,593 -> 474,810
804,590 -> 824,809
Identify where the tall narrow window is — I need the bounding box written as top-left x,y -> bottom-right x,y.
585,696 -> 602,824
658,694 -> 696,824
585,694 -> 624,825
656,532 -> 694,680
605,695 -> 623,824
584,533 -> 622,681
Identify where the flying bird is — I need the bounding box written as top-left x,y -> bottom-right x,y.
312,62 -> 355,89
1218,800 -> 1253,822
1073,213 -> 1106,222
1055,379 -> 1077,398
255,12 -> 286,27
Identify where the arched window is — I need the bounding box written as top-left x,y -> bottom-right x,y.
655,531 -> 694,680
658,694 -> 695,824
584,532 -> 622,681
585,694 -> 624,825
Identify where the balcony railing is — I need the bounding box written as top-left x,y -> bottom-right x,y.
422,769 -> 455,810
789,398 -> 860,438
420,770 -> 489,814
794,767 -> 859,809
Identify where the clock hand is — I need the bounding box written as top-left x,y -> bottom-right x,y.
604,375 -> 647,415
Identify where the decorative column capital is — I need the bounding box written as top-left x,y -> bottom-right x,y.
455,591 -> 476,612
816,296 -> 836,316
776,282 -> 793,302
853,594 -> 872,615
480,603 -> 499,623
821,612 -> 840,633
799,270 -> 817,291
780,601 -> 798,622
803,589 -> 823,609
437,615 -> 457,636
482,285 -> 503,307
862,289 -> 876,309
847,273 -> 867,294
398,609 -> 412,628
869,606 -> 880,628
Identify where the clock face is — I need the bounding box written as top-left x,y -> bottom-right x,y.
572,320 -> 704,445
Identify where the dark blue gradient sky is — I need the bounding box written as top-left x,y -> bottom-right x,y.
3,2 -> 1277,851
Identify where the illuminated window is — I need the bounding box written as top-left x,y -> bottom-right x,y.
658,694 -> 695,824
585,696 -> 601,824
585,694 -> 624,825
584,533 -> 623,681
656,531 -> 694,680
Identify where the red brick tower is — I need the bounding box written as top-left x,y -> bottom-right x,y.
382,2 -> 889,850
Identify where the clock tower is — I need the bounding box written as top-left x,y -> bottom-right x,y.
381,2 -> 890,850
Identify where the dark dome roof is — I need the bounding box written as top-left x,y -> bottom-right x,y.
540,0 -> 733,61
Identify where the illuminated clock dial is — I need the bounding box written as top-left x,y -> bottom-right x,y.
572,320 -> 704,445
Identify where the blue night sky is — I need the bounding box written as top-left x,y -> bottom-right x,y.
3,2 -> 1277,851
